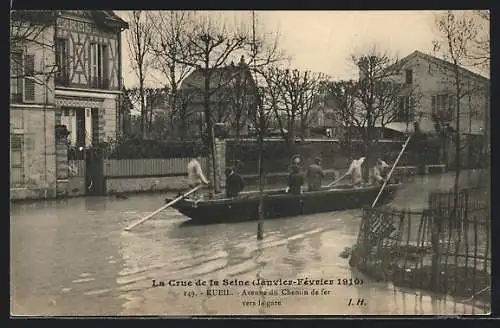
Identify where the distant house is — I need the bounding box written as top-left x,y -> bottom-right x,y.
383,50 -> 489,166
179,56 -> 259,138
384,50 -> 489,136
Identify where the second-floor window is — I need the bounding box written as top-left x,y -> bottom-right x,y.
396,96 -> 415,122
10,51 -> 35,103
90,42 -> 109,89
432,94 -> 455,121
405,69 -> 413,84
55,38 -> 69,86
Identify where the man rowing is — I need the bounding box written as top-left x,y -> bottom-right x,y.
187,152 -> 209,201
307,157 -> 325,191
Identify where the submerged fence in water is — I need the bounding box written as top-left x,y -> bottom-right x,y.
350,186 -> 490,303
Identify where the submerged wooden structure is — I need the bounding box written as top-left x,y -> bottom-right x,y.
349,186 -> 490,304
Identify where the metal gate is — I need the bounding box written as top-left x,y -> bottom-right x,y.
85,148 -> 106,196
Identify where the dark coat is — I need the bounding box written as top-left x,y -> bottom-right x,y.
306,164 -> 325,190
288,172 -> 304,195
226,172 -> 245,198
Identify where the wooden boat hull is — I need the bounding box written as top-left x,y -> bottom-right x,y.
166,183 -> 400,225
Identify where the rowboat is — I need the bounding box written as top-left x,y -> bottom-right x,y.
166,183 -> 401,224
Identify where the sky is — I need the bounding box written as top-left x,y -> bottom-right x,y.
116,10 -> 460,88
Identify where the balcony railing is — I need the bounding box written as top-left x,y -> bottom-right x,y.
91,77 -> 110,89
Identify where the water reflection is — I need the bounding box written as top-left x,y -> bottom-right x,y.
11,170 -> 489,315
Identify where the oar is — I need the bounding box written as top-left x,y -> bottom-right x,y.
371,135 -> 412,208
326,172 -> 348,188
124,184 -> 203,231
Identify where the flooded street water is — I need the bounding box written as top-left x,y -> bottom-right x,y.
10,170 -> 489,316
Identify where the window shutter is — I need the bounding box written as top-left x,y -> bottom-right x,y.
23,54 -> 36,102
431,96 -> 436,116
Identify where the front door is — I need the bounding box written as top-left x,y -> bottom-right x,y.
85,147 -> 105,196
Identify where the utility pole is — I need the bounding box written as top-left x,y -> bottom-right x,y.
253,11 -> 264,240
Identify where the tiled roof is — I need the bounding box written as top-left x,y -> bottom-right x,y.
91,11 -> 129,29
180,64 -> 256,91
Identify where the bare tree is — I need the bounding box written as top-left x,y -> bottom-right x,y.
324,79 -> 358,156
10,11 -> 59,97
173,14 -> 250,194
433,10 -> 490,208
469,10 -> 490,73
326,48 -> 420,181
147,11 -> 195,133
127,11 -> 154,139
259,68 -> 325,147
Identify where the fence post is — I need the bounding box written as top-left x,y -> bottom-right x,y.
430,213 -> 441,292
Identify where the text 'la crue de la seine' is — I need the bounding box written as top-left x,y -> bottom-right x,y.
151,277 -> 366,307
152,277 -> 364,288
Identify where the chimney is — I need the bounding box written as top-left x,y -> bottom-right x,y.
239,55 -> 246,67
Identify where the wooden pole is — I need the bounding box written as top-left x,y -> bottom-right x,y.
327,172 -> 349,188
124,184 -> 203,231
371,135 -> 412,208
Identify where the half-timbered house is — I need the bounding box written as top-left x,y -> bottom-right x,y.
54,10 -> 128,147
10,10 -> 128,200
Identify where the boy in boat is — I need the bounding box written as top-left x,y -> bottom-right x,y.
187,152 -> 209,200
225,167 -> 245,198
345,157 -> 365,187
287,165 -> 304,194
307,157 -> 325,191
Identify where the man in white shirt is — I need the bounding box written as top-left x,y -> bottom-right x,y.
370,158 -> 391,185
345,157 -> 365,187
187,153 -> 209,200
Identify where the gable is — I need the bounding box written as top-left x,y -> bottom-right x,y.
399,50 -> 489,84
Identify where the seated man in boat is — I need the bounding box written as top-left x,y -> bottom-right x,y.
306,157 -> 325,191
225,167 -> 245,198
187,152 -> 209,200
287,165 -> 304,194
345,157 -> 365,188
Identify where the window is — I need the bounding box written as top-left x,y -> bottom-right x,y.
432,94 -> 455,121
10,51 -> 23,102
10,51 -> 35,103
396,96 -> 415,122
90,43 -> 109,89
405,69 -> 413,84
10,134 -> 24,187
23,54 -> 36,102
55,38 -> 69,86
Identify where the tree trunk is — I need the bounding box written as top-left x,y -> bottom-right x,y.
257,129 -> 265,240
203,70 -> 218,196
139,73 -> 145,139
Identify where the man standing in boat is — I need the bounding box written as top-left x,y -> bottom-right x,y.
307,157 -> 326,191
287,165 -> 304,194
225,167 -> 245,198
187,152 -> 209,200
345,156 -> 365,187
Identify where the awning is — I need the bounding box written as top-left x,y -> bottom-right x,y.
384,119 -> 436,134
